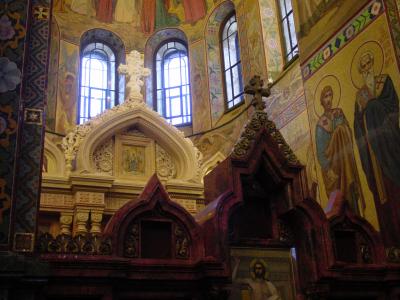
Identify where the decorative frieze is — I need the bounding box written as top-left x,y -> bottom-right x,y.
173,199 -> 197,214
36,232 -> 112,255
40,193 -> 74,208
75,191 -> 104,206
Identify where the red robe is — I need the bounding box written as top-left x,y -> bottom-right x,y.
182,0 -> 206,23
97,0 -> 113,23
141,0 -> 156,34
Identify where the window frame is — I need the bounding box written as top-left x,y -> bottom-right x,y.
77,41 -> 120,124
153,39 -> 192,127
220,12 -> 245,113
276,0 -> 299,66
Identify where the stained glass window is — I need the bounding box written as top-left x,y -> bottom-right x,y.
221,14 -> 244,110
155,41 -> 191,126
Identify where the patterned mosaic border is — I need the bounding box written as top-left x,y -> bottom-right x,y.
0,0 -> 29,248
14,0 -> 50,248
301,0 -> 385,80
385,0 -> 400,65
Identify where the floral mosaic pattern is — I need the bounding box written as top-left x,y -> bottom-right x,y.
0,15 -> 15,40
0,57 -> 21,93
301,0 -> 384,80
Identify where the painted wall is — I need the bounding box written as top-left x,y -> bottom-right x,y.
298,0 -> 400,232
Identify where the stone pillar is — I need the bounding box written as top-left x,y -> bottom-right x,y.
74,210 -> 89,235
59,212 -> 73,235
90,211 -> 103,235
73,191 -> 105,235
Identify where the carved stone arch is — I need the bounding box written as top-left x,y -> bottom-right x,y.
200,151 -> 226,182
104,175 -> 204,259
75,103 -> 201,181
205,1 -> 235,125
144,28 -> 188,107
43,136 -> 66,176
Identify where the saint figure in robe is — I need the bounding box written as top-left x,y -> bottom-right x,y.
353,51 -> 400,245
316,85 -> 363,214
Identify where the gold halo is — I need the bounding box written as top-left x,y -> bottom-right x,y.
313,75 -> 341,118
249,258 -> 269,280
350,41 -> 384,89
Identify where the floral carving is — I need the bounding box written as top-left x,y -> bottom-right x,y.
156,144 -> 176,181
232,111 -> 299,165
387,247 -> 400,263
36,233 -> 112,255
0,57 -> 21,93
124,223 -> 139,258
93,139 -> 113,175
175,225 -> 189,259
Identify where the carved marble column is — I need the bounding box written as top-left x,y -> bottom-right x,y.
90,211 -> 103,235
74,210 -> 89,235
73,191 -> 105,235
60,212 -> 73,235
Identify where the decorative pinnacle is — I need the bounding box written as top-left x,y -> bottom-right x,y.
244,75 -> 271,111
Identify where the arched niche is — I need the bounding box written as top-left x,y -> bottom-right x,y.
104,175 -> 204,260
144,28 -> 188,108
80,28 -> 125,64
205,1 -> 235,125
73,102 -> 201,182
327,199 -> 385,265
43,136 -> 66,177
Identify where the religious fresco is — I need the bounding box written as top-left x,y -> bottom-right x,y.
205,1 -> 235,125
303,10 -> 400,228
55,40 -> 79,134
233,0 -> 267,83
266,62 -> 305,126
313,76 -> 364,215
46,18 -> 60,131
53,0 -> 207,35
189,40 -> 212,133
230,247 -> 296,300
259,0 -> 284,80
294,0 -> 370,64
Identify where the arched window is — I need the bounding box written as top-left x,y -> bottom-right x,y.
79,42 -> 118,124
155,40 -> 191,126
277,0 -> 298,63
221,13 -> 244,110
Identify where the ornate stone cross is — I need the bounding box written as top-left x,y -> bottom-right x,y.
244,75 -> 271,111
118,50 -> 151,101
